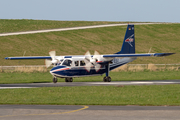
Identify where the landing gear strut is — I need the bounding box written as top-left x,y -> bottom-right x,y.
53,77 -> 58,83
103,64 -> 111,82
65,77 -> 73,82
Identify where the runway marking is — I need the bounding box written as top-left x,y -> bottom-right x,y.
0,105 -> 89,118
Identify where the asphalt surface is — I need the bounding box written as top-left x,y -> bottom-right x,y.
0,80 -> 180,89
1,80 -> 180,120
0,105 -> 180,120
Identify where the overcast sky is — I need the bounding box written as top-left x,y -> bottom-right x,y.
0,0 -> 180,23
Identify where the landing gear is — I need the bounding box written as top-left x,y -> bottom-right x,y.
103,64 -> 111,82
53,77 -> 58,83
103,76 -> 111,82
65,77 -> 73,82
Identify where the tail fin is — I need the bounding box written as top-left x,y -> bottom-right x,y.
116,24 -> 135,54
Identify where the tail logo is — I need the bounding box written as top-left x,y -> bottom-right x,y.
125,34 -> 134,47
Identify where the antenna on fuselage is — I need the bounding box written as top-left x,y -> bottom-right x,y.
23,51 -> 26,56
148,47 -> 152,54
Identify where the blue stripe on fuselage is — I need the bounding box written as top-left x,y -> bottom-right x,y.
64,56 -> 72,58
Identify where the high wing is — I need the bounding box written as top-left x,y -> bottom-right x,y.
5,56 -> 52,60
5,53 -> 174,60
102,53 -> 175,58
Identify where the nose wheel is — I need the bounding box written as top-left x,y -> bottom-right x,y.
103,76 -> 111,82
53,77 -> 58,83
65,77 -> 73,82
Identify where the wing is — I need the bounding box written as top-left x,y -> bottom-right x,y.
103,53 -> 175,58
5,56 -> 52,60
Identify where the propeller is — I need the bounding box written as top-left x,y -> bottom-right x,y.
45,50 -> 58,68
84,50 -> 102,72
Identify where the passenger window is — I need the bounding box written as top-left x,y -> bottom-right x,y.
75,61 -> 79,66
80,60 -> 85,66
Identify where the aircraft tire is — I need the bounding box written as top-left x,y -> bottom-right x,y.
69,77 -> 73,82
103,77 -> 107,82
53,77 -> 57,83
103,76 -> 111,82
65,78 -> 73,82
107,77 -> 111,82
65,78 -> 69,82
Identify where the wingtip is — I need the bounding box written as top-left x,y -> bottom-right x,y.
155,53 -> 175,57
164,53 -> 175,56
5,57 -> 9,60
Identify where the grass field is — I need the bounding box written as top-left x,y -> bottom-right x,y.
0,85 -> 180,106
0,20 -> 179,66
0,19 -> 123,33
0,70 -> 179,84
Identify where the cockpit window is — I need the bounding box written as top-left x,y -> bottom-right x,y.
57,59 -> 64,66
62,59 -> 72,66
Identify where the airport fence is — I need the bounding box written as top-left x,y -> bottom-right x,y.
0,65 -> 48,73
0,64 -> 180,73
112,64 -> 180,72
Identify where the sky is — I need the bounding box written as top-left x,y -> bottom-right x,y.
0,0 -> 180,23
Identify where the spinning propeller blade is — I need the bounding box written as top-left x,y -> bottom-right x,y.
49,50 -> 57,64
45,59 -> 52,68
93,50 -> 101,71
84,50 -> 101,72
45,50 -> 58,68
95,64 -> 101,72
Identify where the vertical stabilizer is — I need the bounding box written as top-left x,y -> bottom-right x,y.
116,24 -> 135,54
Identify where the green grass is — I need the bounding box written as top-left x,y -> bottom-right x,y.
0,20 -> 179,66
0,70 -> 179,84
0,19 -> 123,33
0,85 -> 180,105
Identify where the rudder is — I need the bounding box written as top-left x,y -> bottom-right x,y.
116,24 -> 135,54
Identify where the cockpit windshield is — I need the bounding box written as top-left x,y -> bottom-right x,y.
57,59 -> 64,66
62,59 -> 72,66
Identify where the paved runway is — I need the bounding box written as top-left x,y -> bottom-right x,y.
1,80 -> 180,119
0,105 -> 180,120
0,80 -> 180,89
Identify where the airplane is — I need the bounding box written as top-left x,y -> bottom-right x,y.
5,24 -> 174,83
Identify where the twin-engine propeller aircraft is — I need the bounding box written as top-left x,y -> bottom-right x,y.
5,24 -> 174,83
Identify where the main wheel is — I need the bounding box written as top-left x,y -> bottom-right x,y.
53,77 -> 57,83
69,77 -> 73,82
107,76 -> 111,82
65,78 -> 69,82
103,77 -> 107,82
65,77 -> 73,82
103,76 -> 111,82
